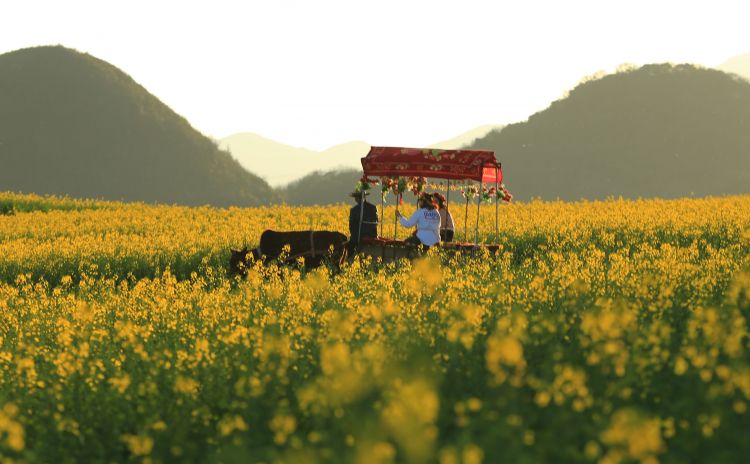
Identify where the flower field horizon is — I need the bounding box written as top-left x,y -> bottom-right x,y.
1,192 -> 749,463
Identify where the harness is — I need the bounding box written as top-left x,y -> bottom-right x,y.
256,231 -> 347,264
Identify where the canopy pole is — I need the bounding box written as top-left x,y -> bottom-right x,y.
445,180 -> 450,243
495,168 -> 500,243
464,190 -> 469,243
394,193 -> 400,241
357,193 -> 365,247
475,180 -> 482,246
380,190 -> 384,237
446,179 -> 450,210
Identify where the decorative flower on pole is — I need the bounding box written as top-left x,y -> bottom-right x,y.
392,177 -> 408,205
409,176 -> 427,196
495,184 -> 513,203
393,178 -> 407,195
380,177 -> 394,201
354,176 -> 372,194
462,186 -> 479,202
481,187 -> 494,204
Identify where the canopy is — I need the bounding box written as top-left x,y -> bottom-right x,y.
361,147 -> 502,183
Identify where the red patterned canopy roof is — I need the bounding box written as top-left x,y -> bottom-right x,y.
361,146 -> 501,183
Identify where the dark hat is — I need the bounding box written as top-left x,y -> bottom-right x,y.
349,190 -> 369,197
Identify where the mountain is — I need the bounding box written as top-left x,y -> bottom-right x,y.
427,124 -> 504,149
220,125 -> 503,187
0,45 -> 277,206
279,168 -> 363,206
717,52 -> 750,82
220,134 -> 369,186
468,63 -> 750,201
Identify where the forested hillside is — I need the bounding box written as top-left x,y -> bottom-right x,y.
0,46 -> 276,206
470,64 -> 750,201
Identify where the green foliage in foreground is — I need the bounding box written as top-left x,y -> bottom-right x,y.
0,248 -> 749,463
0,195 -> 749,462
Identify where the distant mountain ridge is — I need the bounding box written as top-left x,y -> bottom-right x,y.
220,125 -> 502,187
468,63 -> 750,201
220,134 -> 369,186
718,51 -> 750,82
427,124 -> 503,149
7,45 -> 744,207
0,45 -> 276,206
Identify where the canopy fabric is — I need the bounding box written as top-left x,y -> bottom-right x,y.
361,147 -> 502,183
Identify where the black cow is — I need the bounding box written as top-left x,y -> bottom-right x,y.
230,230 -> 348,275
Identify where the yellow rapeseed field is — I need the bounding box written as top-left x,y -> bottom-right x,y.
0,192 -> 749,463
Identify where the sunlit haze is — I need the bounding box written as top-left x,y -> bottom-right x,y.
3,0 -> 749,150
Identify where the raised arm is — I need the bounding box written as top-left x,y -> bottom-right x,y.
398,209 -> 420,228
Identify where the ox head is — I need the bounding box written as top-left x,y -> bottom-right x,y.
229,246 -> 264,276
229,247 -> 248,275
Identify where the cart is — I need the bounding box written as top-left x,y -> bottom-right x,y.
353,146 -> 510,263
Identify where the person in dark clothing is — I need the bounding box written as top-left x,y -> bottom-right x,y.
432,192 -> 455,242
348,191 -> 378,253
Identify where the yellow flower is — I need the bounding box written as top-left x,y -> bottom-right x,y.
674,357 -> 688,375
109,375 -> 131,394
218,415 -> 248,437
601,409 -> 664,463
174,376 -> 200,397
121,434 -> 154,456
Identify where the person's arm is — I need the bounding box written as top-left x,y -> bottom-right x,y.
398,209 -> 420,228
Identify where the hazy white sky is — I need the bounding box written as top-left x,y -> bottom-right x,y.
2,0 -> 749,150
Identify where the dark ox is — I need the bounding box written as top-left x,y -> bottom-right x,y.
230,230 -> 348,275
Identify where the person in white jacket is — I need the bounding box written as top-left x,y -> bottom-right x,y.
396,193 -> 441,247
